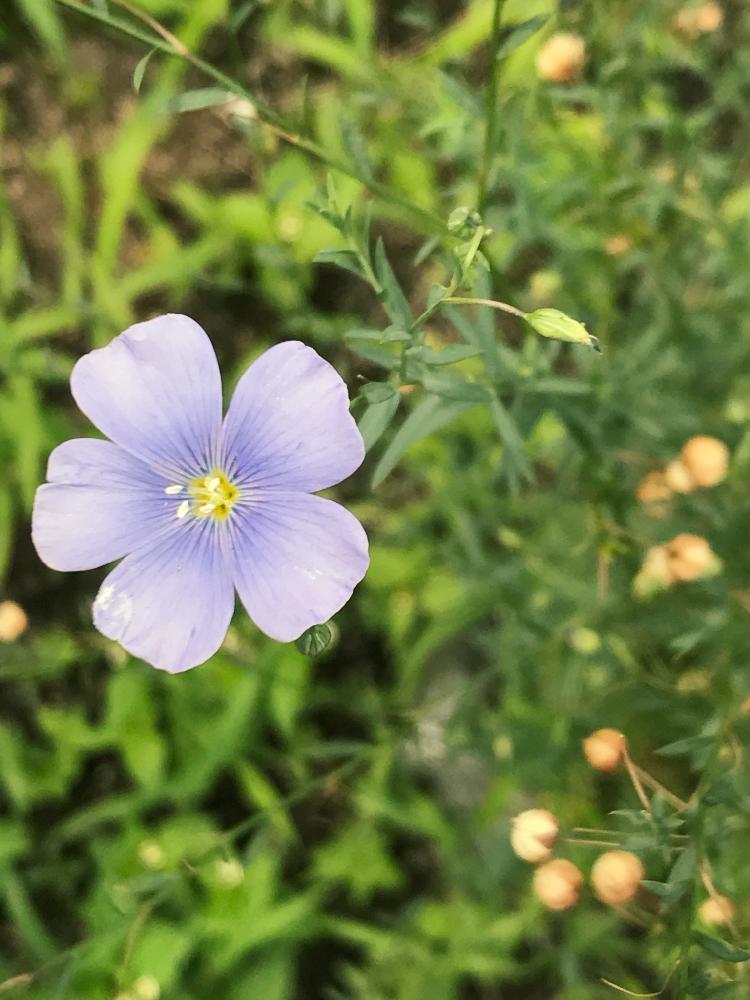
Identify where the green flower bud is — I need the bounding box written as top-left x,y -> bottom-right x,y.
525,308 -> 600,350
296,623 -> 332,656
447,206 -> 471,233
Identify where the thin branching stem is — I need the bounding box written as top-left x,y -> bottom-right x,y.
55,0 -> 446,234
478,0 -> 506,212
443,295 -> 527,318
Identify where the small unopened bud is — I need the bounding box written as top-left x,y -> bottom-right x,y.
699,894 -> 735,926
677,669 -> 710,694
533,859 -> 582,911
583,728 -> 625,772
680,436 -> 729,488
0,600 -> 28,642
525,308 -> 598,350
215,858 -> 245,887
536,34 -> 586,84
591,850 -> 644,906
568,627 -> 600,655
633,545 -> 673,599
133,975 -> 160,1000
663,459 -> 696,495
137,840 -> 165,870
510,809 -> 559,863
666,534 -> 717,582
604,234 -> 631,256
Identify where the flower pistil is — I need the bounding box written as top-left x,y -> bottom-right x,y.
168,469 -> 240,521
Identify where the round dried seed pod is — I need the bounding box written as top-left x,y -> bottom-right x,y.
680,435 -> 729,488
583,729 -> 625,772
699,894 -> 735,926
536,34 -> 586,84
510,809 -> 559,863
663,459 -> 696,494
666,534 -> 713,582
591,850 -> 644,906
533,859 -> 583,911
0,601 -> 28,642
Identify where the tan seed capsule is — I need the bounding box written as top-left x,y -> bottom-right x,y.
695,2 -> 723,32
583,728 -> 625,772
666,534 -> 713,582
0,601 -> 28,642
510,809 -> 559,863
663,459 -> 696,495
533,859 -> 583,911
680,436 -> 729,488
636,470 -> 672,501
536,34 -> 586,84
604,234 -> 631,256
591,850 -> 644,906
673,3 -> 723,37
699,894 -> 735,925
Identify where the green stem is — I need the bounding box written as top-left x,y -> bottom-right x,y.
477,0 -> 506,212
55,0 -> 446,234
675,712 -> 732,997
408,225 -> 488,335
443,295 -> 527,319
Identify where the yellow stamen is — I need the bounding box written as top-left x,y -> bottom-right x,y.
189,469 -> 240,521
176,499 -> 190,519
165,484 -> 183,495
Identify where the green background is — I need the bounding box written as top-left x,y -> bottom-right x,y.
1,1 -> 749,997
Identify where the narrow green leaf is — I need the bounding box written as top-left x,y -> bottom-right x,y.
314,249 -> 365,279
344,328 -> 383,342
348,344 -> 400,371
360,383 -> 397,404
133,47 -> 157,94
669,846 -> 696,885
419,344 -> 482,366
489,395 -> 533,482
0,486 -> 12,582
373,238 -> 412,327
496,15 -> 548,59
523,377 -> 591,396
343,0 -> 375,57
380,326 -> 411,344
358,393 -> 401,451
372,394 -> 475,488
694,932 -> 750,963
656,734 -> 714,757
340,118 -> 374,183
164,88 -> 234,114
421,371 -> 488,403
16,0 -> 66,61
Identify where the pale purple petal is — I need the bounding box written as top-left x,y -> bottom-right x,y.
93,521 -> 234,673
230,492 -> 368,641
32,439 -> 170,572
71,315 -> 222,480
222,342 -> 364,492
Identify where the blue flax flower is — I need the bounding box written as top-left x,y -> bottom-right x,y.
32,315 -> 369,672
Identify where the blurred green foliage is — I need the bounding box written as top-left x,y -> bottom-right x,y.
1,0 -> 750,997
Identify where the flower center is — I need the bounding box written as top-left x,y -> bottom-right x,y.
168,470 -> 240,521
